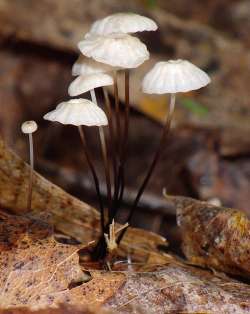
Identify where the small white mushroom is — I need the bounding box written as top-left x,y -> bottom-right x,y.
21,120 -> 38,134
21,120 -> 38,212
43,98 -> 108,127
72,55 -> 114,76
78,33 -> 149,69
44,99 -> 108,235
88,12 -> 157,36
118,61 -> 211,243
68,73 -> 113,97
142,59 -> 211,94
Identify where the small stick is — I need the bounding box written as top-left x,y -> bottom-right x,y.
21,120 -> 38,212
118,93 -> 176,243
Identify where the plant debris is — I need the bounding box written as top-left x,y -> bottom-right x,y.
0,210 -> 125,310
0,138 -> 167,262
165,194 -> 250,278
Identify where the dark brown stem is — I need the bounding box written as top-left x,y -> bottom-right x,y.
99,126 -> 112,214
112,70 -> 130,217
103,88 -> 118,217
78,126 -> 105,235
118,70 -> 130,202
27,133 -> 34,212
117,93 -> 176,244
90,89 -> 112,218
113,71 -> 121,148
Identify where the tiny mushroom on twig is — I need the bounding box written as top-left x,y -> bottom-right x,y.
118,59 -> 211,243
44,99 -> 108,234
21,120 -> 38,212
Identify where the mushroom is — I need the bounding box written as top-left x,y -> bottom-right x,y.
71,58 -> 117,184
142,60 -> 211,94
44,99 -> 108,234
118,59 -> 211,243
68,73 -> 113,97
72,55 -> 113,76
21,120 -> 38,212
78,32 -> 150,217
88,12 -> 157,36
68,74 -> 114,216
78,33 -> 149,69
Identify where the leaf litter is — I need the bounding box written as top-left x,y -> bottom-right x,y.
0,211 -> 125,310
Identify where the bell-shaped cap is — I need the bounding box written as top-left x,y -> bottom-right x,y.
43,99 -> 108,127
142,60 -> 211,94
78,33 -> 149,68
72,55 -> 113,76
88,13 -> 157,35
21,120 -> 38,134
68,73 -> 113,97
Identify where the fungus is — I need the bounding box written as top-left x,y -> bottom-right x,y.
88,12 -> 157,36
21,120 -> 38,212
78,33 -> 149,69
142,60 -> 211,94
118,60 -> 211,243
68,73 -> 113,97
72,55 -> 113,76
44,99 -> 108,234
68,73 -> 114,220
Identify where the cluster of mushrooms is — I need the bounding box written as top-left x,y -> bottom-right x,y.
21,13 -> 211,260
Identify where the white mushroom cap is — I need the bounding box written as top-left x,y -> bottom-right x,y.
72,55 -> 114,76
21,120 -> 38,134
142,60 -> 211,94
78,33 -> 149,69
88,13 -> 157,35
68,73 -> 113,97
43,99 -> 108,127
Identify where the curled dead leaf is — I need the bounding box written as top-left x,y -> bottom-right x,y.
164,194 -> 250,278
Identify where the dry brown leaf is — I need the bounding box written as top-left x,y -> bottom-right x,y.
107,263 -> 250,313
0,211 -> 125,310
164,194 -> 250,277
0,305 -> 111,314
0,138 -> 167,263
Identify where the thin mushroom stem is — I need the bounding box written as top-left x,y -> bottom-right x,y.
110,70 -> 130,219
117,93 -> 176,244
113,70 -> 121,150
78,125 -> 105,235
27,133 -> 34,212
103,88 -> 118,203
90,89 -> 112,217
117,70 -> 130,208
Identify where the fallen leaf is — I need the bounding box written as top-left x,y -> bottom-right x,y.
0,211 -> 125,310
164,194 -> 250,277
107,263 -> 250,313
0,138 -> 167,263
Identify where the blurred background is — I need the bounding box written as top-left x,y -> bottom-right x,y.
0,0 -> 249,252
